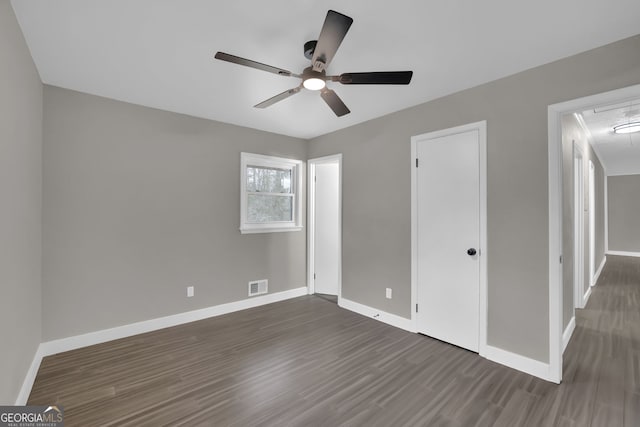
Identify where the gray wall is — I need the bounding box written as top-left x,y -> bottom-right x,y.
308,34 -> 640,363
608,174 -> 640,252
42,86 -> 307,341
561,114 -> 606,330
0,1 -> 43,404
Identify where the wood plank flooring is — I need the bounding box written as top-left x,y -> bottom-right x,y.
28,255 -> 640,426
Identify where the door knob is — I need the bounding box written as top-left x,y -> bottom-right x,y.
467,248 -> 477,256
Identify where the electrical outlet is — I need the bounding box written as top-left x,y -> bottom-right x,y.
187,286 -> 194,297
386,288 -> 392,299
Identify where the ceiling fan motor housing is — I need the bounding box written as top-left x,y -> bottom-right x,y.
304,40 -> 317,59
302,66 -> 325,81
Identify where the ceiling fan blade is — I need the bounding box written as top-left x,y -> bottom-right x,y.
214,52 -> 298,77
337,71 -> 413,85
311,10 -> 353,72
254,86 -> 302,108
320,89 -> 350,117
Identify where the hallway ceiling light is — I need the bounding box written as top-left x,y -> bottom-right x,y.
613,122 -> 640,134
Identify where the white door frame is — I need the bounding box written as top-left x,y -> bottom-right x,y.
573,142 -> 585,309
307,154 -> 343,298
589,160 -> 595,286
604,175 -> 609,253
547,83 -> 640,384
410,120 -> 488,354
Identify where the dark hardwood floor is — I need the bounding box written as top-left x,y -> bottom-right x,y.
28,256 -> 640,426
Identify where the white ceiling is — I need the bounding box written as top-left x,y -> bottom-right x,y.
11,0 -> 640,139
580,100 -> 640,176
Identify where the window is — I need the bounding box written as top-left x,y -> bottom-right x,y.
240,152 -> 303,234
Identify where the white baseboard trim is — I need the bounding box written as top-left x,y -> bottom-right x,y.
581,286 -> 592,308
482,345 -> 556,383
15,345 -> 45,405
562,317 -> 576,354
338,297 -> 415,333
16,286 -> 308,404
591,256 -> 606,286
606,250 -> 640,258
41,286 -> 308,356
338,297 -> 557,382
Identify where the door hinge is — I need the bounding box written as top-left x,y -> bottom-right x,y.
313,273 -> 316,280
314,175 -> 317,182
415,158 -> 419,168
559,255 -> 563,264
416,303 -> 418,313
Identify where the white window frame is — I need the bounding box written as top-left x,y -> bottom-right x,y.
240,152 -> 303,234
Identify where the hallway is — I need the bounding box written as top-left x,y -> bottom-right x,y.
553,255 -> 639,425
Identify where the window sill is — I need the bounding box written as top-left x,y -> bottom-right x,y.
240,226 -> 303,235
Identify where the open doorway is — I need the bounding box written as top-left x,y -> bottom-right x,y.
308,154 -> 342,300
548,83 -> 640,383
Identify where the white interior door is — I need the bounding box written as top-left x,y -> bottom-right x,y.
416,129 -> 481,352
313,162 -> 340,295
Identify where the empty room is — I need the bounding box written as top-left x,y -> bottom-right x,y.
2,1 -> 640,425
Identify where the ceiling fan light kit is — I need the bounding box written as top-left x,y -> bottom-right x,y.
303,78 -> 326,91
214,10 -> 413,117
302,67 -> 326,91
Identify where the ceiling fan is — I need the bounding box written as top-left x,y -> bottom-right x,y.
214,10 -> 413,117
